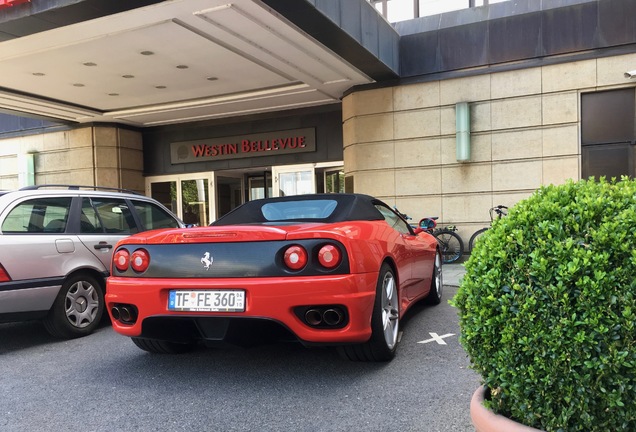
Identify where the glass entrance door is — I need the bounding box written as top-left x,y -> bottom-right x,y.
324,168 -> 345,193
147,174 -> 214,226
148,180 -> 178,216
181,178 -> 210,226
248,172 -> 272,200
215,173 -> 244,219
272,164 -> 316,197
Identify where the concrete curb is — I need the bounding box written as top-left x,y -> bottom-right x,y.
443,263 -> 465,287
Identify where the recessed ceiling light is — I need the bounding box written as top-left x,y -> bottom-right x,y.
122,75 -> 135,79
206,76 -> 218,81
73,83 -> 85,87
140,51 -> 154,56
32,72 -> 45,76
176,65 -> 189,69
83,62 -> 97,67
155,86 -> 167,89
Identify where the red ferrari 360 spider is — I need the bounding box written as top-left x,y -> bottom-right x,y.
106,193 -> 442,361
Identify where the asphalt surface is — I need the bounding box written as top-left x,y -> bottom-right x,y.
1,272 -> 478,432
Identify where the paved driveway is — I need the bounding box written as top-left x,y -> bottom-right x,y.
0,283 -> 479,432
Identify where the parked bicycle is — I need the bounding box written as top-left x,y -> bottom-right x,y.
468,205 -> 508,252
418,217 -> 464,264
394,208 -> 464,264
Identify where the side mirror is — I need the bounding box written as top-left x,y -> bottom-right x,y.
419,218 -> 437,230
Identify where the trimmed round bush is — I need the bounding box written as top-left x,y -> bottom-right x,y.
453,178 -> 636,431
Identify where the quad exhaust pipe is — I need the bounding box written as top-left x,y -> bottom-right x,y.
303,306 -> 346,328
305,309 -> 323,326
111,304 -> 138,324
323,308 -> 344,326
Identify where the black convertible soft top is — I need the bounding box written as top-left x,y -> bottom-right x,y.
212,193 -> 386,225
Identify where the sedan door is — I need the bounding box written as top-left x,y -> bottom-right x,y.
75,197 -> 138,270
76,197 -> 182,271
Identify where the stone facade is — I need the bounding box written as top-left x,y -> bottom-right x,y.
343,52 -> 636,242
0,126 -> 144,192
1,1 -> 635,251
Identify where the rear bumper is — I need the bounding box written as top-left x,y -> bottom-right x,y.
106,273 -> 378,344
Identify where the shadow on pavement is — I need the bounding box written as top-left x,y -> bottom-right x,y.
0,319 -> 112,355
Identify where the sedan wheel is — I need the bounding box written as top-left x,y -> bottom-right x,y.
337,263 -> 399,362
43,273 -> 104,339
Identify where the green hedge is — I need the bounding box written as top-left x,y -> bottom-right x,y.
453,178 -> 636,431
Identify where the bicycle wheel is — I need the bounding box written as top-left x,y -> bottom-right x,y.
469,228 -> 489,252
433,229 -> 464,264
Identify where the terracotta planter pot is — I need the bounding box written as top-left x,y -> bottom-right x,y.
470,386 -> 544,432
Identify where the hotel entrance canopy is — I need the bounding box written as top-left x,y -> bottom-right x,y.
0,0 -> 398,126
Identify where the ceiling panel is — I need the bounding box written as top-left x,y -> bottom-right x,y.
0,19 -> 292,110
0,0 -> 373,126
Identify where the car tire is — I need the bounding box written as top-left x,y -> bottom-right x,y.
337,263 -> 399,362
131,337 -> 196,354
425,250 -> 443,305
43,273 -> 104,339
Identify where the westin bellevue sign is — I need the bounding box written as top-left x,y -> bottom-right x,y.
171,128 -> 316,164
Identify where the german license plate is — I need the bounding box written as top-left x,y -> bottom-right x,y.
168,290 -> 245,312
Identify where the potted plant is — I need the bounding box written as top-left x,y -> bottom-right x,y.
452,177 -> 636,432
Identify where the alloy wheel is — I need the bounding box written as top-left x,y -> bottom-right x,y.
381,271 -> 399,349
64,280 -> 100,329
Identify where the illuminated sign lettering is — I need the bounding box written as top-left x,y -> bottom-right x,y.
170,128 -> 316,164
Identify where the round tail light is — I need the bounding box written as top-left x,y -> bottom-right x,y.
130,248 -> 150,273
318,244 -> 341,269
283,245 -> 307,271
113,249 -> 130,272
